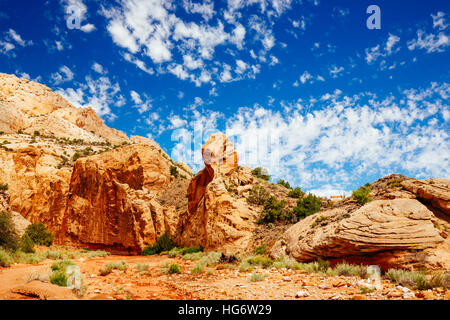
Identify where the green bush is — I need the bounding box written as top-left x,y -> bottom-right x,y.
50,270 -> 68,286
259,196 -> 287,223
352,187 -> 371,205
251,167 -> 270,180
247,186 -> 269,205
246,255 -> 273,269
253,243 -> 267,255
168,263 -> 181,274
20,234 -> 35,253
288,187 -> 305,198
142,232 -> 175,255
0,248 -> 13,267
170,165 -> 179,178
0,183 -> 8,191
0,211 -> 19,250
277,179 -> 291,189
100,261 -> 128,276
49,260 -> 75,286
72,152 -> 81,162
292,193 -> 321,219
249,272 -> 265,282
24,223 -> 54,246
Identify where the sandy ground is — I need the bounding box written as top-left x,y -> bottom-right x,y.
0,254 -> 449,300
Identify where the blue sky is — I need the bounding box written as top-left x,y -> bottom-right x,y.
0,0 -> 449,196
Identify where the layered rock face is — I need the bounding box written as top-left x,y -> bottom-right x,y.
177,133 -> 257,253
0,191 -> 31,236
60,145 -> 186,253
271,199 -> 443,261
401,178 -> 450,215
0,145 -> 71,232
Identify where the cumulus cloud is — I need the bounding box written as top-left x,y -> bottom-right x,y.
56,74 -> 123,121
169,82 -> 450,192
408,12 -> 449,53
101,0 -> 289,86
51,65 -> 74,84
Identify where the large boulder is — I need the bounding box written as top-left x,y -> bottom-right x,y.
271,199 -> 444,262
177,133 -> 257,253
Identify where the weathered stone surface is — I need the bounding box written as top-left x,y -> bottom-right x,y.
60,144 -> 182,253
271,199 -> 444,262
178,133 -> 257,253
401,178 -> 450,215
0,145 -> 71,234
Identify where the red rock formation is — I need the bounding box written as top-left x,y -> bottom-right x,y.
59,145 -> 181,253
178,133 -> 257,253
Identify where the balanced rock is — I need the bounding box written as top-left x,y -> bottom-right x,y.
177,133 -> 256,253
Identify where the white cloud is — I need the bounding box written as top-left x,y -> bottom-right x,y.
101,0 -> 285,85
130,90 -> 152,114
57,74 -> 122,121
385,33 -> 400,54
51,65 -> 74,84
91,62 -> 106,74
432,12 -> 448,31
328,65 -> 344,78
408,30 -> 449,53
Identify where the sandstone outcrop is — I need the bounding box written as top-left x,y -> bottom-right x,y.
0,145 -> 71,233
0,73 -> 128,144
401,178 -> 450,215
60,144 -> 187,253
177,133 -> 257,253
271,199 -> 444,263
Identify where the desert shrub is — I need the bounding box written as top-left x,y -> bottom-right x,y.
86,250 -> 110,258
330,263 -> 366,277
292,193 -> 321,219
136,264 -> 150,272
249,272 -> 265,282
238,261 -> 253,272
288,187 -> 305,198
246,186 -> 269,205
277,179 -> 291,189
246,255 -> 273,269
167,263 -> 181,274
259,196 -> 288,223
142,232 -> 175,255
182,252 -> 204,260
385,269 -> 431,290
100,261 -> 128,276
0,248 -> 12,267
0,183 -> 8,191
24,223 -> 53,246
0,211 -> 19,250
218,253 -> 239,264
273,256 -> 302,270
19,234 -> 35,253
190,261 -> 206,274
253,243 -> 267,255
50,270 -> 68,286
311,215 -> 329,228
251,167 -> 270,180
352,187 -> 371,205
49,260 -> 75,287
170,165 -> 179,178
33,131 -> 40,137
72,152 -> 81,162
